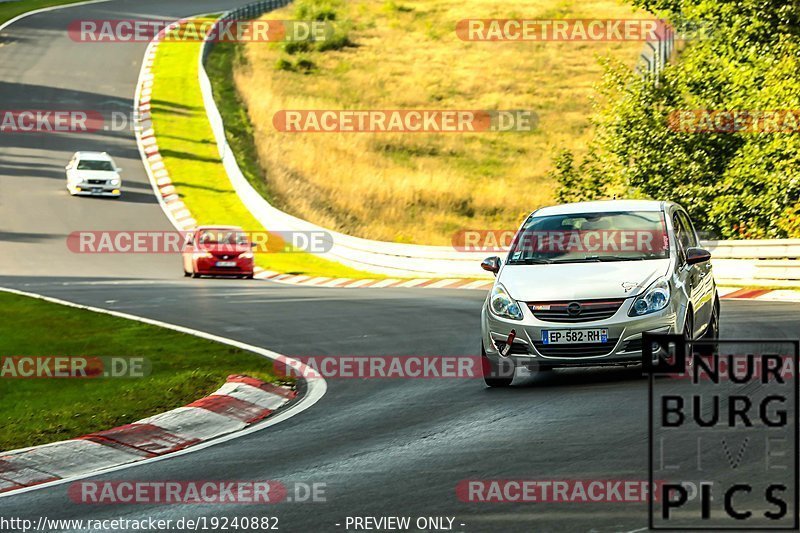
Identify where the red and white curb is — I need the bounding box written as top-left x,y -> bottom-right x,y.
0,287 -> 326,499
253,268 -> 494,290
135,38 -> 198,233
718,286 -> 800,302
253,272 -> 800,299
0,375 -> 295,495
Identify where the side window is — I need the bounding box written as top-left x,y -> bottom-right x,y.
672,212 -> 689,262
678,211 -> 698,247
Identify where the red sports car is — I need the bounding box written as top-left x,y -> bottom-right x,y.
182,226 -> 255,279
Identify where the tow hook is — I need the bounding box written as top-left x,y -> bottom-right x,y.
499,329 -> 516,357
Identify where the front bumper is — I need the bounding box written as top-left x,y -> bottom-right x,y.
194,257 -> 254,276
70,184 -> 121,197
481,297 -> 678,369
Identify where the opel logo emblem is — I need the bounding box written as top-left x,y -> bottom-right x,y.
567,302 -> 582,316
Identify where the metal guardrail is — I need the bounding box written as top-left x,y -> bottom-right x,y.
636,22 -> 675,79
202,0 -> 290,61
704,240 -> 800,285
195,3 -> 799,282
704,239 -> 800,259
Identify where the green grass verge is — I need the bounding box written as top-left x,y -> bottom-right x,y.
0,0 -> 90,26
0,291 -> 290,451
150,22 -> 382,279
206,41 -> 277,208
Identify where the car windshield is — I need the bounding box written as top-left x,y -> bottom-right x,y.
76,159 -> 114,171
506,210 -> 669,264
197,230 -> 250,246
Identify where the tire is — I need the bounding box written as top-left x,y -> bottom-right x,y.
192,272 -> 201,279
683,311 -> 694,340
696,297 -> 719,357
184,270 -> 191,277
702,297 -> 720,339
244,274 -> 254,280
481,343 -> 514,388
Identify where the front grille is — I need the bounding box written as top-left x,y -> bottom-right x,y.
528,299 -> 624,323
533,340 -> 618,358
87,179 -> 107,185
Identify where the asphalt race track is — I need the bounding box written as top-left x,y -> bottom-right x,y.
1,2 -> 799,532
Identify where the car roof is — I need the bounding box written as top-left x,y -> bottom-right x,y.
74,151 -> 113,160
531,200 -> 666,217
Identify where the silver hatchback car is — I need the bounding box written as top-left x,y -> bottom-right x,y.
480,200 -> 719,387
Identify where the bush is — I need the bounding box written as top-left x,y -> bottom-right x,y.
554,0 -> 800,238
278,0 -> 353,57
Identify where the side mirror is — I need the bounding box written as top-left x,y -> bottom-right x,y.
686,247 -> 711,265
481,256 -> 501,275
116,168 -> 123,173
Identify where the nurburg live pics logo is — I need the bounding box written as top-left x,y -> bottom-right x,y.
643,333 -> 799,530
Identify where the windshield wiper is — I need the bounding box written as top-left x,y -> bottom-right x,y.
548,255 -> 649,263
577,255 -> 647,262
550,258 -> 601,263
507,258 -> 553,265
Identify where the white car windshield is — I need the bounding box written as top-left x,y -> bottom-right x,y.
77,159 -> 114,171
507,211 -> 669,264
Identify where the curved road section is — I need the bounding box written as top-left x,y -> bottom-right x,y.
1,2 -> 799,532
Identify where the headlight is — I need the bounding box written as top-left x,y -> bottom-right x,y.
629,277 -> 671,316
489,283 -> 523,320
240,252 -> 254,259
110,179 -> 120,186
193,251 -> 212,259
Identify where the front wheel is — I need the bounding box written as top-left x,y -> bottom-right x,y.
481,343 -> 514,388
695,297 -> 720,357
702,297 -> 720,340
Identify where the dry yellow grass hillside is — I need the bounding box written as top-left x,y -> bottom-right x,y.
233,0 -> 645,244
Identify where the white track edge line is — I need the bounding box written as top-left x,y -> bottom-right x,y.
0,286 -> 327,499
0,0 -> 113,34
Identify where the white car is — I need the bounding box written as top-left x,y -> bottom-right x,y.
65,151 -> 122,197
480,200 -> 718,387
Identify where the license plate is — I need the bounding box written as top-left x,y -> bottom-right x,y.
92,187 -> 102,194
541,329 -> 608,344
216,261 -> 237,267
